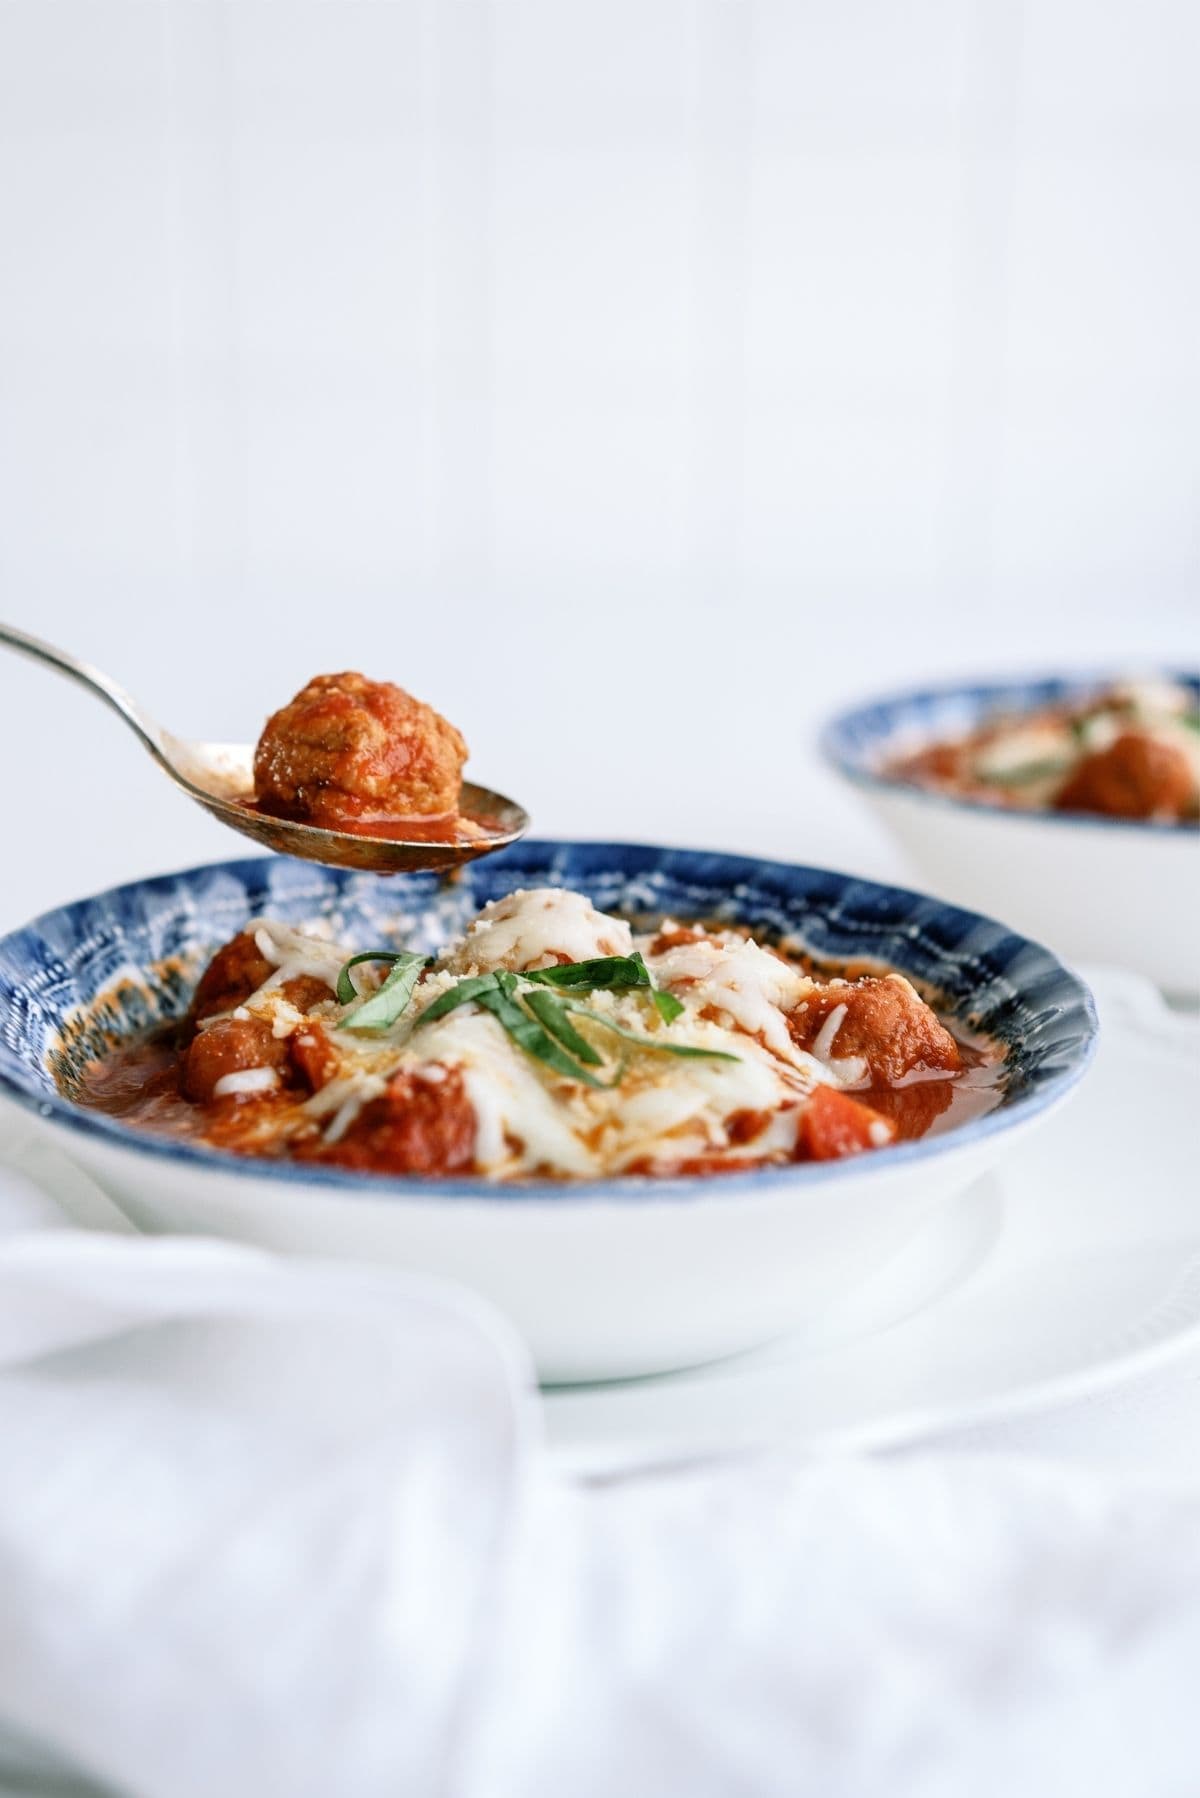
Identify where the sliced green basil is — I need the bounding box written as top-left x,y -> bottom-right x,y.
519,953 -> 653,991
522,988 -> 604,1066
975,759 -> 1069,787
650,988 -> 685,1024
335,950 -> 406,1006
561,1000 -> 740,1063
412,959 -> 730,1083
340,952 -> 427,1032
475,983 -> 608,1087
417,971 -> 501,1024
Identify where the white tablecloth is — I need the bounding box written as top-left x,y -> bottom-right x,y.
2,1133 -> 1200,1798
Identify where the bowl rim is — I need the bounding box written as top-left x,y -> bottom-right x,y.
0,843 -> 1099,1205
819,667 -> 1200,837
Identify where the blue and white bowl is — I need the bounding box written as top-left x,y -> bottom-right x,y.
822,672 -> 1200,996
0,842 -> 1097,1379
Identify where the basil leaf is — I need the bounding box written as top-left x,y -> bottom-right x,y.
414,971 -> 608,1084
410,961 -> 721,1082
341,952 -> 427,1032
562,1001 -> 740,1063
335,950 -> 406,1006
515,951 -> 691,1033
651,988 -> 685,1024
976,759 -> 1069,787
519,954 -> 652,991
475,986 -> 608,1087
418,971 -> 502,1024
522,988 -> 604,1066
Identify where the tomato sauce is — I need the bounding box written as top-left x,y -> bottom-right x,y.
72,1022 -> 996,1174
238,797 -> 507,845
65,912 -> 1003,1180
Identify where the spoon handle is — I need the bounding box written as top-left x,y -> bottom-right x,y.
0,621 -> 165,762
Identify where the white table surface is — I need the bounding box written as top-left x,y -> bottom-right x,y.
3,971 -> 1197,1482
2,771 -> 1199,1798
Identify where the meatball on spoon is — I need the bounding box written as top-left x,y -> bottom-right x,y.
0,623 -> 529,873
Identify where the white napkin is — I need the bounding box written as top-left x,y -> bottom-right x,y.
2,1151 -> 1199,1798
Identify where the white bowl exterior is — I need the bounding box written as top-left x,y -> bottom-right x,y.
0,844 -> 1099,1383
862,789 -> 1200,995
26,1107 -> 1019,1381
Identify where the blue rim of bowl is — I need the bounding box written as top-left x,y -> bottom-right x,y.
820,668 -> 1200,836
0,843 -> 1099,1203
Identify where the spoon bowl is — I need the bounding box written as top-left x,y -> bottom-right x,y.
0,623 -> 529,873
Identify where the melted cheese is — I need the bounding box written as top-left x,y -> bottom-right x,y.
417,1009 -> 599,1176
213,890 -> 963,1177
647,936 -> 814,1062
441,887 -> 634,975
810,1001 -> 847,1061
303,1070 -> 389,1142
598,1024 -> 802,1171
250,920 -> 348,992
973,722 -> 1070,780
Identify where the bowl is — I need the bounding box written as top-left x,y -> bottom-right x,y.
821,672 -> 1200,997
0,842 -> 1097,1380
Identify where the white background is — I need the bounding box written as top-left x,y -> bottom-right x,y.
0,0 -> 1196,931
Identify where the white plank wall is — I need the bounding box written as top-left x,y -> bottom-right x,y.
0,0 -> 1195,924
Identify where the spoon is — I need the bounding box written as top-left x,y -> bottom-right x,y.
0,622 -> 529,873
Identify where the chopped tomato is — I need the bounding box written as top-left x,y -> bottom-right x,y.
288,1023 -> 340,1094
862,1078 -> 955,1140
797,1086 -> 897,1161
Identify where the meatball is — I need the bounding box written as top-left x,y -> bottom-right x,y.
182,1017 -> 290,1104
188,931 -> 274,1030
277,974 -> 335,1015
1054,731 -> 1195,821
317,1065 -> 476,1175
253,671 -> 468,829
789,975 -> 963,1085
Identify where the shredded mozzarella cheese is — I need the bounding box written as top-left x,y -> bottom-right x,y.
441,887 -> 634,976
190,890 -> 966,1176
212,1067 -> 280,1099
250,920 -> 348,991
648,936 -> 813,1061
810,1002 -> 848,1062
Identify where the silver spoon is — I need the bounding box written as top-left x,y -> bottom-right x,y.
0,622 -> 529,873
